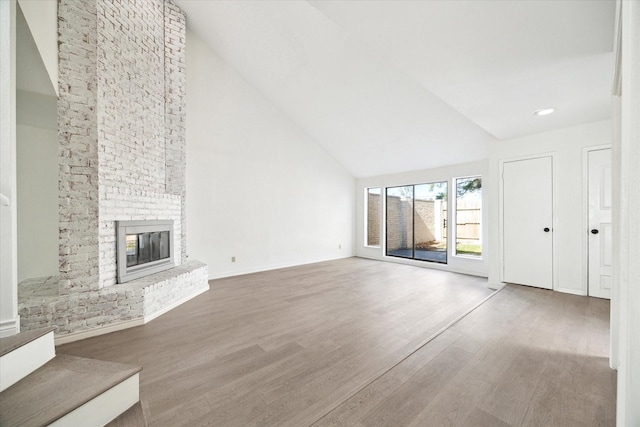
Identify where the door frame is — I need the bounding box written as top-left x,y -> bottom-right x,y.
582,144 -> 612,297
499,152 -> 558,290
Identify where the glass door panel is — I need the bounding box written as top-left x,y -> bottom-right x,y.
386,185 -> 414,259
414,182 -> 447,263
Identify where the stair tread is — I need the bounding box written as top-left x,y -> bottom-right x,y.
0,354 -> 142,427
0,327 -> 56,358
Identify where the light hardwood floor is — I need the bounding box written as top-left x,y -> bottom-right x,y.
315,282 -> 616,426
57,258 -> 615,426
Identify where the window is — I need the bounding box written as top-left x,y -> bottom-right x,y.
454,176 -> 482,257
386,182 -> 447,263
365,188 -> 381,247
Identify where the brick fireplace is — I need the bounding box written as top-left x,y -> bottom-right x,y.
18,0 -> 208,342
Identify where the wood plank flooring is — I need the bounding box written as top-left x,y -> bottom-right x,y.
58,258 -> 615,426
109,402 -> 147,427
58,258 -> 492,426
314,283 -> 616,426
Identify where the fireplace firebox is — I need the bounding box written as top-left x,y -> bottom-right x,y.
116,220 -> 175,283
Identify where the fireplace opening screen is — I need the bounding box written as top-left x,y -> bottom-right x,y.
117,220 -> 175,283
126,231 -> 170,267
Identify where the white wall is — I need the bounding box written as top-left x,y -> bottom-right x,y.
17,0 -> 57,95
487,120 -> 612,293
185,29 -> 355,279
16,121 -> 58,282
15,2 -> 59,284
356,160 -> 489,277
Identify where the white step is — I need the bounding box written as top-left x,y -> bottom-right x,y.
0,327 -> 56,392
0,354 -> 142,426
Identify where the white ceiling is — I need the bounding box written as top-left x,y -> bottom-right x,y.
175,0 -> 615,178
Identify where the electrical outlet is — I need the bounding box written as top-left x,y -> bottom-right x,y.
231,256 -> 236,262
338,244 -> 341,249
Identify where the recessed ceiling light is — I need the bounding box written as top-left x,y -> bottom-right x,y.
534,108 -> 555,116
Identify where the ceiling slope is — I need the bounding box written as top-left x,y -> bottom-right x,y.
176,0 -> 615,178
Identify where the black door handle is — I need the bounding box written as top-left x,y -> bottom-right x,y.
591,229 -> 599,234
544,227 -> 550,232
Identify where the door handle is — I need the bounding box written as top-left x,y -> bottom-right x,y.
591,229 -> 599,234
544,227 -> 550,232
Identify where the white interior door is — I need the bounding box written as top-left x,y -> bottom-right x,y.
503,156 -> 553,289
588,148 -> 612,299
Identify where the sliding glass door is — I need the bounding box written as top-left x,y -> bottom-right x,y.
386,182 -> 447,263
386,186 -> 414,258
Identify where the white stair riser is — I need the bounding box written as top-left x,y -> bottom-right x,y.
49,373 -> 140,427
0,331 -> 55,392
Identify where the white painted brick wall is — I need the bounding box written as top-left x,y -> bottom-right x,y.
97,0 -> 167,195
18,261 -> 208,336
29,0 -> 200,336
58,0 -> 100,295
95,0 -> 185,288
59,0 -> 188,292
164,1 -> 188,262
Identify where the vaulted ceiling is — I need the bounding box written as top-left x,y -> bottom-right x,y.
175,0 -> 616,178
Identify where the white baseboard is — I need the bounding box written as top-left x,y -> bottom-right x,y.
55,318 -> 145,346
0,316 -> 20,338
208,255 -> 353,280
144,284 -> 209,323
